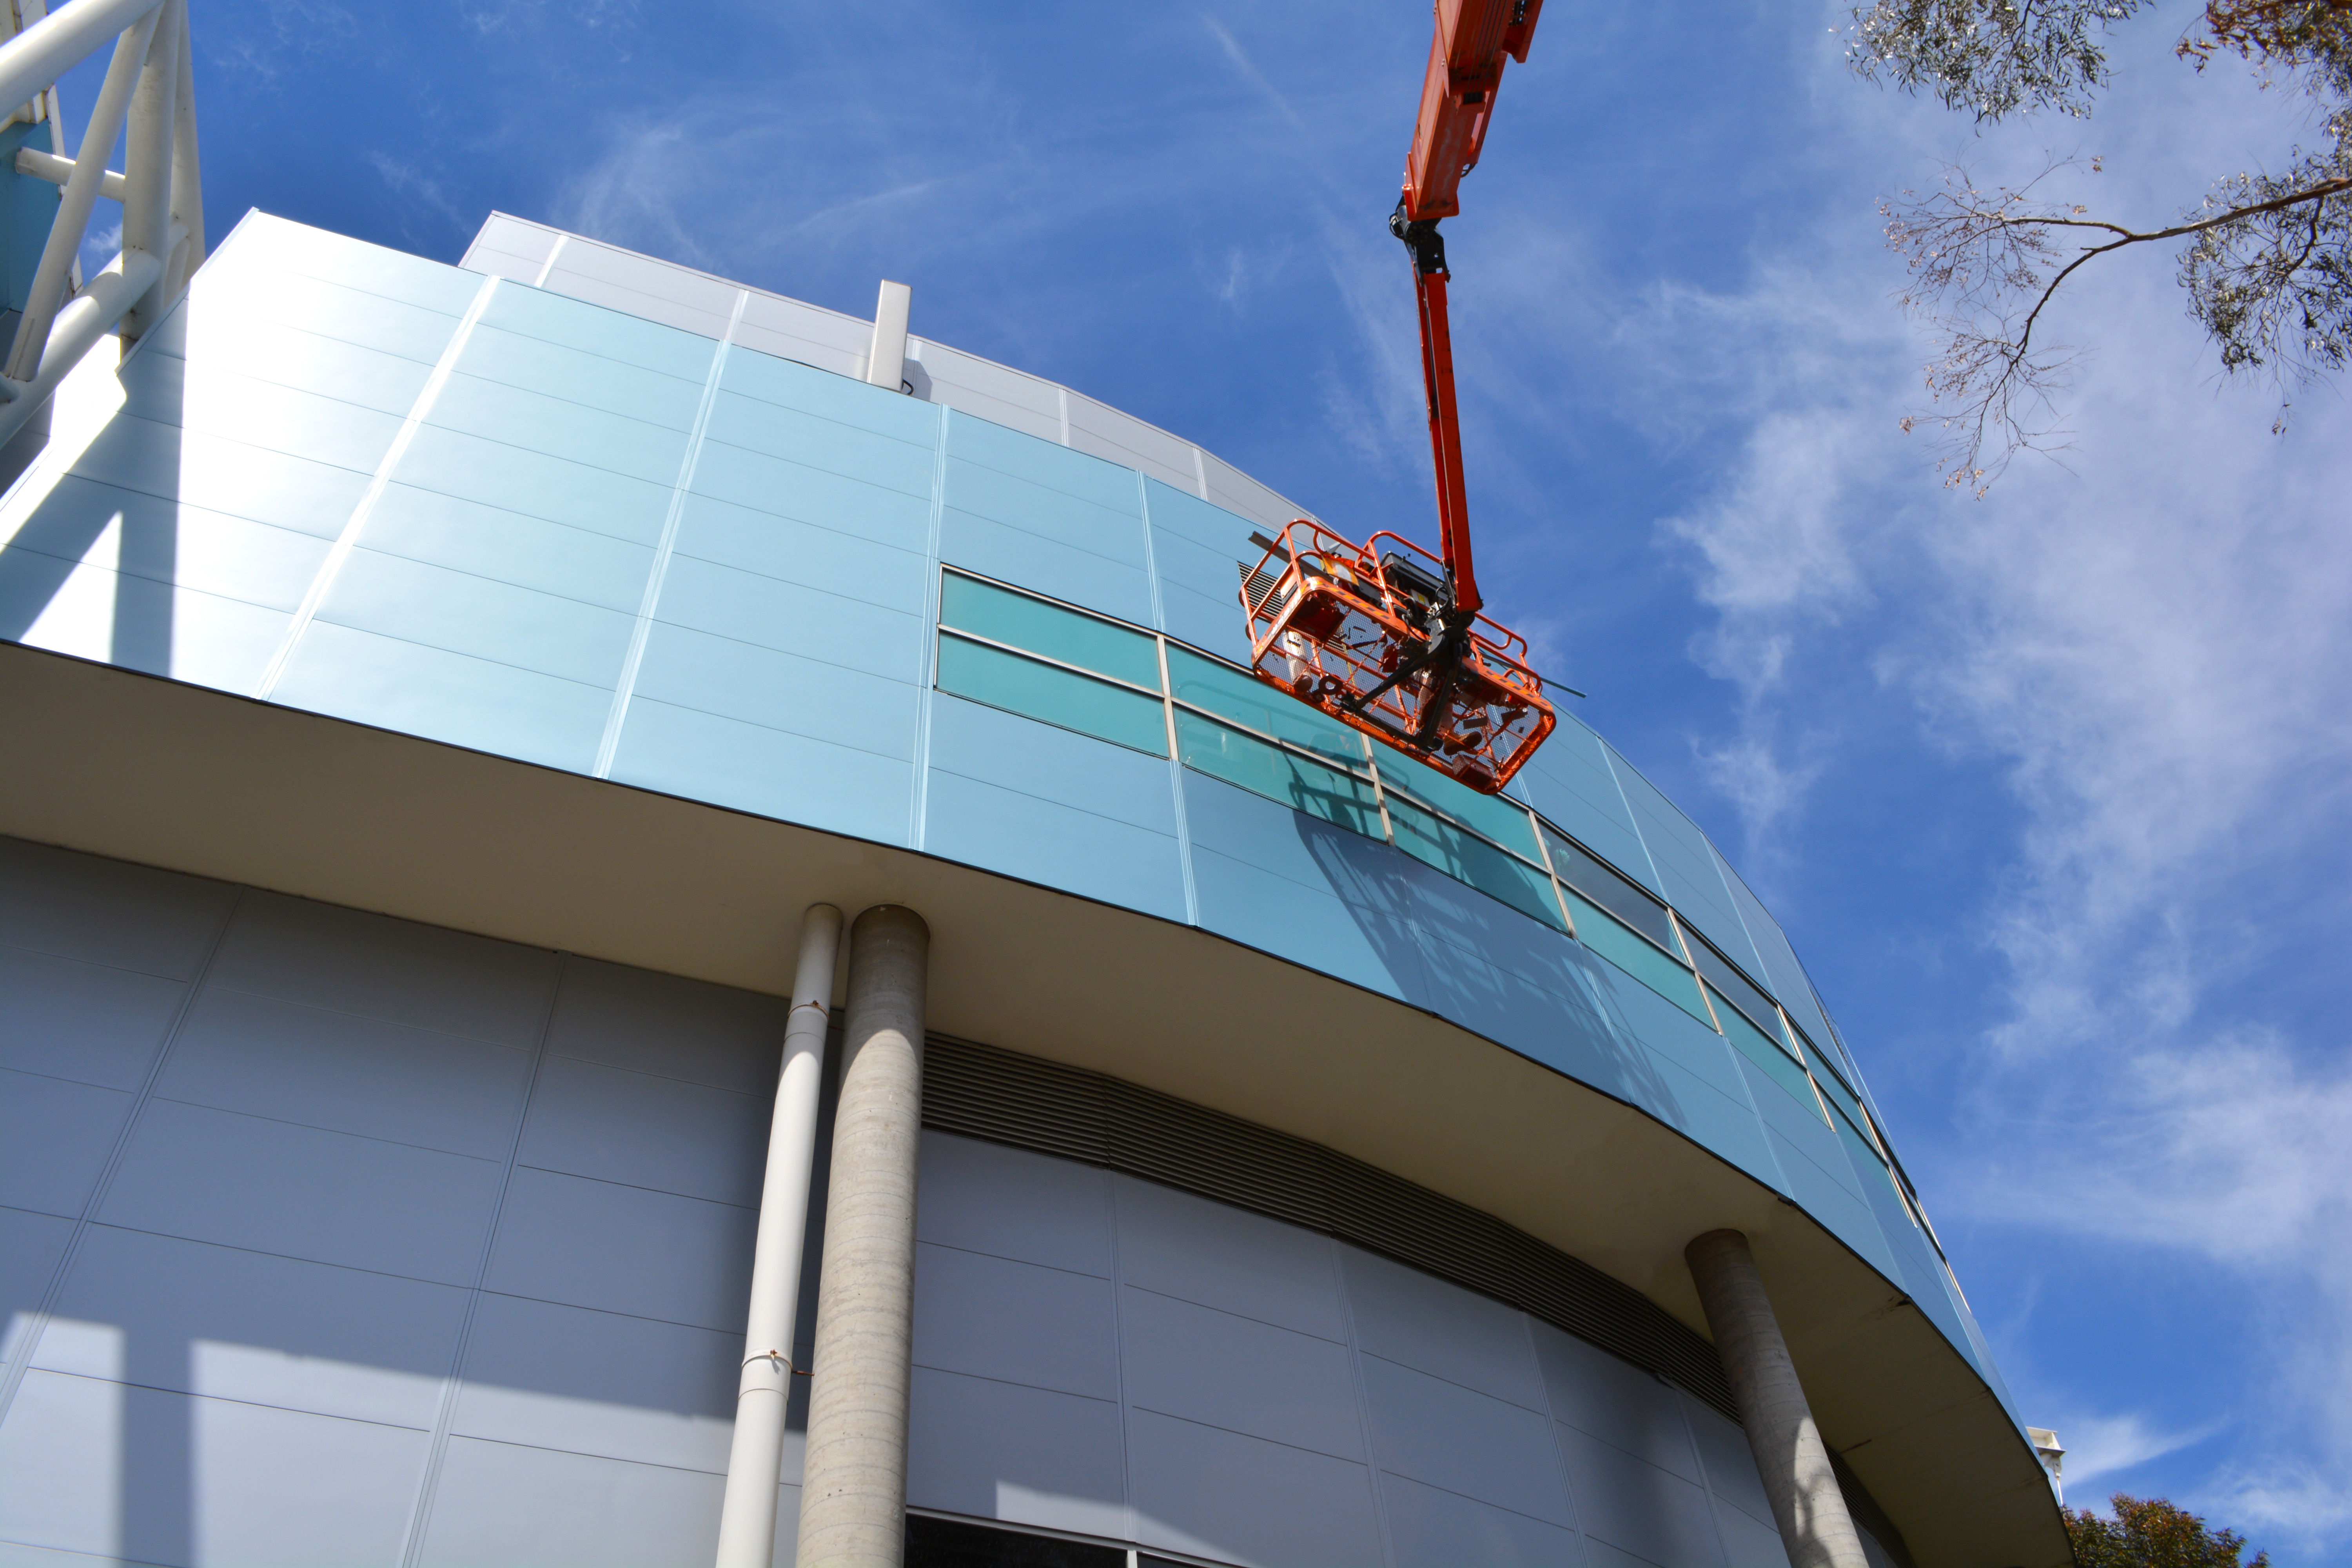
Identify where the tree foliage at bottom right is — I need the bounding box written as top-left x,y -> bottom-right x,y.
2065,1494 -> 2270,1568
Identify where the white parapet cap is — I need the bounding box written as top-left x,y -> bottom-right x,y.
454,211 -> 1321,539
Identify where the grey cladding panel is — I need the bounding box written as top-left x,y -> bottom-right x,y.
0,944 -> 186,1089
1112,1174 -> 1348,1342
43,1224 -> 467,1426
1125,1406 -> 1385,1568
158,985 -> 532,1158
1357,1352 -> 1574,1526
0,835 -> 232,977
1118,1285 -> 1364,1461
417,1435 -> 727,1568
1343,1244 -> 1550,1412
0,1370 -> 429,1568
100,1098 -> 505,1283
1556,1421 -> 1729,1568
0,1068 -> 134,1218
0,1205 -> 74,1358
484,1167 -> 756,1332
907,1366 -> 1127,1543
519,1055 -> 768,1207
1682,1391 -> 1777,1528
452,1292 -> 740,1475
1380,1470 -> 1583,1568
544,956 -> 786,1094
1533,1318 -> 1704,1483
1718,1498 -> 1798,1568
923,1034 -> 1736,1420
911,1242 -> 1119,1400
917,1130 -> 1113,1276
209,890 -> 556,1047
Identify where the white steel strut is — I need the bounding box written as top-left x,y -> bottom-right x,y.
0,0 -> 202,448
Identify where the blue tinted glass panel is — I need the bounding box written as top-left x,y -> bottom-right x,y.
1560,888 -> 1712,1025
1379,754 -> 1543,861
1541,826 -> 1676,952
1832,1112 -> 1903,1205
936,633 -> 1166,757
1800,1032 -> 1869,1130
1715,989 -> 1819,1115
1384,798 -> 1563,932
1175,711 -> 1381,839
1164,645 -> 1361,765
1687,932 -> 1779,1040
937,573 -> 1160,689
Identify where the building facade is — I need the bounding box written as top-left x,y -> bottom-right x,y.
0,209 -> 2069,1567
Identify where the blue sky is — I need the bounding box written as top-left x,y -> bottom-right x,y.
121,0 -> 2352,1556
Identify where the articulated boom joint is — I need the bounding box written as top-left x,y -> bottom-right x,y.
1388,202 -> 1448,278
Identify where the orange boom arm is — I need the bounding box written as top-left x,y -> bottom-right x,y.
1240,0 -> 1559,795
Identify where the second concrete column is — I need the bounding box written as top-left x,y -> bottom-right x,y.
795,905 -> 929,1568
1686,1229 -> 1869,1568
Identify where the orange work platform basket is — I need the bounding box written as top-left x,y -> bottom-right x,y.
1240,520 -> 1555,794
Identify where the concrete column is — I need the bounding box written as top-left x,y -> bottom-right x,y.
795,905 -> 929,1567
713,904 -> 843,1568
1685,1229 -> 1869,1568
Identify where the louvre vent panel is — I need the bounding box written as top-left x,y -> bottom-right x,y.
921,1033 -> 1737,1421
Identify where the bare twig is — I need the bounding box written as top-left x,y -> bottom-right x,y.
1886,159 -> 2351,491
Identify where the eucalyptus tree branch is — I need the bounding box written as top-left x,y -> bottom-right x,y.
1885,159 -> 2352,491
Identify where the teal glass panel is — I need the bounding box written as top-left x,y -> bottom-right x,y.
939,572 -> 1160,690
1175,710 -> 1382,839
1385,798 -> 1564,932
1163,645 -> 1361,765
1379,753 -> 1543,861
1715,986 -> 1821,1116
1800,1031 -> 1869,1131
1833,1110 -> 1904,1206
1542,826 -> 1677,952
1560,888 -> 1713,1025
1688,931 -> 1780,1040
936,633 -> 1167,757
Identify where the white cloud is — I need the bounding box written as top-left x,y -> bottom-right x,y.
1618,8 -> 2352,1549
2054,1410 -> 2218,1491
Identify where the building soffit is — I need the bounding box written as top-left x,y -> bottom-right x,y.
0,640 -> 2069,1568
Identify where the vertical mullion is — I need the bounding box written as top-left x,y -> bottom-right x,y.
1525,805 -> 1578,938
1157,634 -> 1200,925
1360,732 -> 1397,845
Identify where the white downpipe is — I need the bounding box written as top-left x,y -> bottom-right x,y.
712,903 -> 844,1568
114,0 -> 175,339
0,0 -> 157,124
13,146 -> 127,201
0,232 -> 170,447
2,5 -> 157,383
864,279 -> 910,392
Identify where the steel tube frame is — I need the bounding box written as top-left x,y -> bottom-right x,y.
713,904 -> 844,1568
0,0 -> 156,122
13,146 -> 128,202
0,0 -> 201,448
4,5 -> 156,385
116,0 -> 177,339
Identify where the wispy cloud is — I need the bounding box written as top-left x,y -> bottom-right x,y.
1611,11 -> 2352,1547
